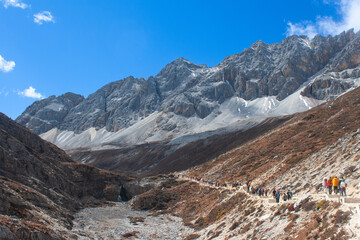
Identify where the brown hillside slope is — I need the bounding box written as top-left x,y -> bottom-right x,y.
189,86 -> 360,184
0,113 -> 130,239
133,87 -> 360,239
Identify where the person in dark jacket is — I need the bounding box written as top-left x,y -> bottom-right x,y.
276,191 -> 280,203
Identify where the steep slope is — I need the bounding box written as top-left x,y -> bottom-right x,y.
132,86 -> 360,239
0,113 -> 130,239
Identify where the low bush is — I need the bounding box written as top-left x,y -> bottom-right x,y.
184,233 -> 200,240
302,200 -> 316,212
334,210 -> 352,225
229,221 -> 240,231
315,199 -> 327,210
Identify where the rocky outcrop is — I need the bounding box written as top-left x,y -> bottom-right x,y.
16,92 -> 84,134
0,113 -> 130,238
17,30 -> 360,135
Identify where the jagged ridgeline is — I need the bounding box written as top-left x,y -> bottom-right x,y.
16,30 -> 360,174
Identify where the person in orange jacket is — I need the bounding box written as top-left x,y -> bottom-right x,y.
327,177 -> 333,194
332,177 -> 339,194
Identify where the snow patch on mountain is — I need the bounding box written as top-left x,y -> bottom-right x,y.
44,103 -> 65,112
40,85 -> 323,151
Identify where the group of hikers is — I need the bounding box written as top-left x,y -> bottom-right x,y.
323,176 -> 347,196
193,177 -> 228,187
246,180 -> 293,203
191,176 -> 295,204
188,175 -> 349,205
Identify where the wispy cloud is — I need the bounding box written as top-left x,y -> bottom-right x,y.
34,11 -> 55,24
0,90 -> 9,96
2,0 -> 28,9
18,86 -> 45,99
0,55 -> 15,73
286,0 -> 360,38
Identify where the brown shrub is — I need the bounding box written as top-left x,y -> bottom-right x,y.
229,221 -> 240,231
122,231 -> 139,238
209,231 -> 222,239
216,210 -> 227,220
287,213 -> 299,222
194,217 -> 211,228
127,216 -> 145,225
184,233 -> 200,240
315,199 -> 328,210
344,165 -> 356,176
334,210 -> 352,225
302,200 -> 317,212
240,222 -> 252,234
256,220 -> 265,227
284,221 -> 295,233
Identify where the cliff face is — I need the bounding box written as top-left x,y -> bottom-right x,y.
16,92 -> 84,135
17,30 -> 360,135
0,113 -> 129,239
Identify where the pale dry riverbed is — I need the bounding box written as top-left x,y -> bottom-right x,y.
71,202 -> 194,239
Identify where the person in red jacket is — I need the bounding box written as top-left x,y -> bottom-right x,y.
327,177 -> 333,194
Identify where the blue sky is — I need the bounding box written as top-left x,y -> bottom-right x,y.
1,0 -> 359,119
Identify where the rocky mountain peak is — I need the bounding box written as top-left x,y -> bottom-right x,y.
16,92 -> 84,134
16,30 -> 360,143
250,40 -> 269,49
157,57 -> 207,78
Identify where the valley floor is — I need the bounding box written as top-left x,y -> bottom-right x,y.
71,202 -> 193,240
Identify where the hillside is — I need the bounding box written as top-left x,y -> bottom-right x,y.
0,113 -> 132,239
132,86 -> 360,239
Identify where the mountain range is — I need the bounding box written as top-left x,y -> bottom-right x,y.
16,29 -> 360,174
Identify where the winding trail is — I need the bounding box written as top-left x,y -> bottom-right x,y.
175,174 -> 360,206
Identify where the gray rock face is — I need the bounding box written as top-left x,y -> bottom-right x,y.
16,92 -> 84,134
59,76 -> 161,133
17,30 -> 360,134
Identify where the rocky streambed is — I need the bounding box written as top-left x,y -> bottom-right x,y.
71,202 -> 194,239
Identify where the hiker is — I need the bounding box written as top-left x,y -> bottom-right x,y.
247,180 -> 252,192
323,177 -> 328,192
340,179 -> 347,196
276,191 -> 280,203
339,177 -> 344,195
286,190 -> 292,200
272,189 -> 276,198
288,190 -> 293,199
261,188 -> 264,196
283,193 -> 288,201
327,177 -> 333,194
333,176 -> 339,194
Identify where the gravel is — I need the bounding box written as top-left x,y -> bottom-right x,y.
71,202 -> 194,239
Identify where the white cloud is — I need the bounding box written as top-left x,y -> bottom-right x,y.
0,55 -> 15,73
2,0 -> 28,9
286,0 -> 360,38
18,86 -> 45,99
34,11 -> 55,24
